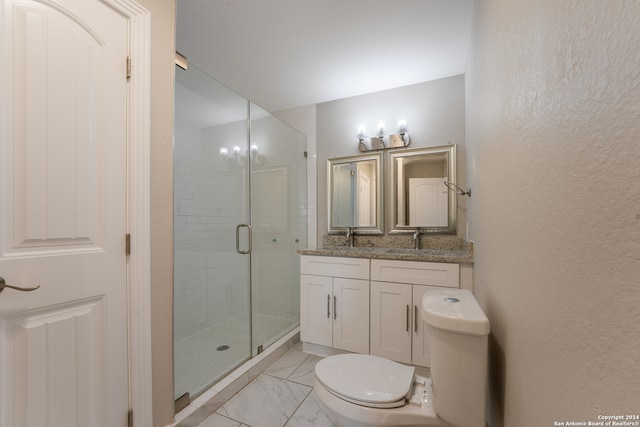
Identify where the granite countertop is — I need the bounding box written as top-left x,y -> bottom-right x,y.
297,246 -> 473,264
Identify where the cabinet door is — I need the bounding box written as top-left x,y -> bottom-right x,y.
411,285 -> 441,367
300,274 -> 333,347
333,278 -> 370,354
370,281 -> 412,364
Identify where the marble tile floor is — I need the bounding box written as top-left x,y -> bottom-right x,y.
174,334 -> 336,427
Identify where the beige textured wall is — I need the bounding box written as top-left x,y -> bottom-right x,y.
466,1 -> 640,426
135,0 -> 176,425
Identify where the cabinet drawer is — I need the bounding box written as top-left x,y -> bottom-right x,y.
300,255 -> 370,280
371,259 -> 458,287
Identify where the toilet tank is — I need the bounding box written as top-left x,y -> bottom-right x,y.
421,289 -> 490,427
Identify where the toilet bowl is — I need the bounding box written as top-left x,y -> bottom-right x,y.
312,289 -> 489,427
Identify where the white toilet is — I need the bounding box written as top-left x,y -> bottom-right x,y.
313,289 -> 490,427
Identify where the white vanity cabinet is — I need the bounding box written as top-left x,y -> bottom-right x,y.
300,256 -> 370,354
369,259 -> 459,367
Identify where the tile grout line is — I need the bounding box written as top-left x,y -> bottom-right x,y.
282,384 -> 315,427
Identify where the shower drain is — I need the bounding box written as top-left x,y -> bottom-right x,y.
216,345 -> 230,351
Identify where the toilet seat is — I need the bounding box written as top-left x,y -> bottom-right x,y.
314,354 -> 415,409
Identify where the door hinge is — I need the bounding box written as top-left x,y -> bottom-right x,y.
125,234 -> 131,255
128,409 -> 133,427
126,56 -> 132,80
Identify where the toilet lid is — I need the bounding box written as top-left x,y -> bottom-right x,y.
315,354 -> 415,408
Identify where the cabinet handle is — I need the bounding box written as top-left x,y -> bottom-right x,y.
334,296 -> 337,320
327,294 -> 331,319
406,304 -> 410,332
414,305 -> 418,333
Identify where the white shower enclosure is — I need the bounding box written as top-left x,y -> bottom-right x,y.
173,63 -> 307,403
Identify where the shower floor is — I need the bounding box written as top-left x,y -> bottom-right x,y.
174,312 -> 298,400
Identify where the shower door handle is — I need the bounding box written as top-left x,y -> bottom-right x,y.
236,224 -> 252,254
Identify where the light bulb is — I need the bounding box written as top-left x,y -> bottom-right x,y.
397,118 -> 408,134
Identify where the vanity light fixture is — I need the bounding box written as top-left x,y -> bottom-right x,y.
357,118 -> 411,152
219,144 -> 265,166
357,124 -> 367,151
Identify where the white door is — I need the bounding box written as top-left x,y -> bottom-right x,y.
409,178 -> 448,227
0,0 -> 130,425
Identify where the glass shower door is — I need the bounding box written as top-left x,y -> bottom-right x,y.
173,64 -> 307,408
249,103 -> 307,356
174,64 -> 252,403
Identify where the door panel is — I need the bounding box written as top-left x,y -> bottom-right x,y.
300,274 -> 332,347
249,102 -> 307,355
370,281 -> 412,363
173,62 -> 252,401
0,0 -> 129,425
7,297 -> 107,426
412,285 -> 440,367
408,178 -> 448,227
333,278 -> 369,354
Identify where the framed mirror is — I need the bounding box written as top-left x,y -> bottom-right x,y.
328,153 -> 383,234
388,144 -> 457,234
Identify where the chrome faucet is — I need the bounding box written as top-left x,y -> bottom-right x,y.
346,226 -> 355,248
413,228 -> 422,250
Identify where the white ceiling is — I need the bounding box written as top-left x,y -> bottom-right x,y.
176,0 -> 474,113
